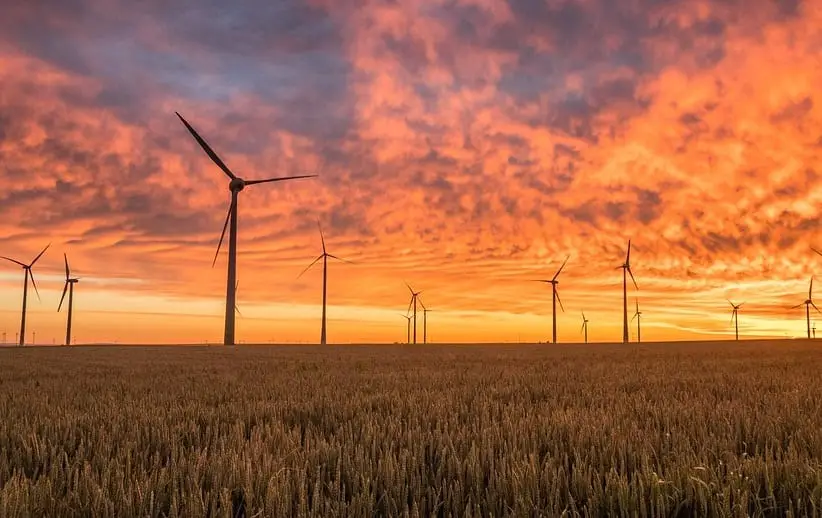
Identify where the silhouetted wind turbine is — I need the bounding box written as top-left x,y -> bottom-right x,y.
420,300 -> 432,344
1,244 -> 49,347
617,240 -> 638,343
631,299 -> 642,343
728,300 -> 743,341
792,277 -> 819,339
58,253 -> 80,346
532,255 -> 569,344
175,112 -> 316,346
580,311 -> 589,344
406,283 -> 422,344
401,314 -> 411,344
298,222 -> 352,345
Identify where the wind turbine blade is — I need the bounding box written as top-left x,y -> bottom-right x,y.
730,311 -> 735,326
635,299 -> 640,314
555,290 -> 565,313
0,256 -> 26,267
212,199 -> 234,268
327,254 -> 355,265
406,296 -> 413,316
297,255 -> 324,279
244,174 -> 317,186
419,298 -> 426,311
29,243 -> 50,267
58,282 -> 69,312
791,303 -> 804,309
552,255 -> 570,281
727,299 -> 735,308
175,112 -> 236,180
631,313 -> 638,322
626,239 -> 631,264
29,269 -> 41,302
628,267 -> 638,290
810,277 -> 814,300
64,253 -> 70,280
317,220 -> 326,255
814,302 -> 821,314
530,279 -> 550,283
812,246 -> 822,258
580,322 -> 585,333
405,282 -> 415,295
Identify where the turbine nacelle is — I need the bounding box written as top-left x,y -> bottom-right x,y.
229,178 -> 246,192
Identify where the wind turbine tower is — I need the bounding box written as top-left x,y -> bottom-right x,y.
728,300 -> 743,341
298,221 -> 351,345
532,256 -> 569,344
631,299 -> 642,343
58,253 -> 80,346
1,244 -> 50,347
617,240 -> 638,344
176,113 -> 316,345
406,284 -> 422,344
792,277 -> 819,339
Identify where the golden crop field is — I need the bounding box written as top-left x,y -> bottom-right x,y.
1,342 -> 822,517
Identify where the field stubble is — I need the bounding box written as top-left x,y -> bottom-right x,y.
0,342 -> 822,516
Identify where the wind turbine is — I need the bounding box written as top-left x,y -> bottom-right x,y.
580,311 -> 589,344
175,112 -> 316,346
406,283 -> 422,344
792,277 -> 819,339
631,299 -> 642,343
58,253 -> 80,346
1,244 -> 49,347
617,240 -> 638,343
531,255 -> 570,344
728,300 -> 743,341
298,221 -> 351,345
420,300 -> 432,344
401,314 -> 412,344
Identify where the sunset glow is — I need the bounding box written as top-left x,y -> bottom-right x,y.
1,0 -> 822,344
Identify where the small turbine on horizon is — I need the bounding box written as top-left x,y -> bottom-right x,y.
420,300 -> 432,344
792,277 -> 819,339
532,255 -> 570,344
617,240 -> 638,344
631,299 -> 643,343
1,243 -> 49,347
175,112 -> 316,346
580,311 -> 589,344
298,221 -> 352,345
401,314 -> 412,344
58,253 -> 80,346
406,283 -> 422,344
728,300 -> 743,341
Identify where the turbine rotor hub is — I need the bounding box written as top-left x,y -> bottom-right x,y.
229,178 -> 246,192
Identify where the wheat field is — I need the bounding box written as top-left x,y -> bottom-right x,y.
0,342 -> 821,516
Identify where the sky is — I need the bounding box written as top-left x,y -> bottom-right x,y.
1,0 -> 821,344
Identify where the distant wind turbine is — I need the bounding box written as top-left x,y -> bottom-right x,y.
792,277 -> 819,339
298,221 -> 352,345
617,240 -> 638,344
580,311 -> 589,344
532,255 -> 570,344
406,283 -> 422,344
401,314 -> 412,344
421,300 -> 432,344
728,300 -> 743,341
1,243 -> 49,347
58,253 -> 80,346
175,112 -> 316,346
631,299 -> 642,343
